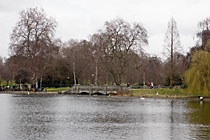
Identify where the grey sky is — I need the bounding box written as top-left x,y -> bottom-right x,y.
0,0 -> 209,58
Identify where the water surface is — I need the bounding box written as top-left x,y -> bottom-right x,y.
0,94 -> 210,140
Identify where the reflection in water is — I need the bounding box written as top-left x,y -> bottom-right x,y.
0,94 -> 210,140
8,95 -> 58,140
0,95 -> 11,140
187,100 -> 210,140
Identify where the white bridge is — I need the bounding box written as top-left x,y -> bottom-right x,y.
65,85 -> 129,95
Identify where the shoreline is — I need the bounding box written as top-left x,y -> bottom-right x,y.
0,91 -> 58,94
1,89 -> 209,100
115,94 -> 208,100
128,88 -> 210,99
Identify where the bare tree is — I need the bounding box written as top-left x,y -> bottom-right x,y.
62,39 -> 93,85
163,17 -> 182,88
0,57 -> 3,83
97,18 -> 148,85
198,18 -> 210,31
89,33 -> 106,85
9,7 -> 57,88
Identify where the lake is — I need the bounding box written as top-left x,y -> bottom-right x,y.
0,94 -> 210,140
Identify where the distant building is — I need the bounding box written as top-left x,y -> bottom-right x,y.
185,29 -> 210,69
202,30 -> 210,48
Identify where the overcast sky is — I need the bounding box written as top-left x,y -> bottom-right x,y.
0,0 -> 209,58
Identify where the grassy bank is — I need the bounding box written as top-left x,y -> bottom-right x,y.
0,87 -> 70,94
129,88 -> 204,98
46,87 -> 70,92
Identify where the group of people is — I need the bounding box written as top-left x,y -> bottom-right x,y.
127,82 -> 154,89
0,85 -> 11,92
148,82 -> 154,89
0,85 -> 47,92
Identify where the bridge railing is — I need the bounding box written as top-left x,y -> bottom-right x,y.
72,85 -> 128,90
68,85 -> 128,94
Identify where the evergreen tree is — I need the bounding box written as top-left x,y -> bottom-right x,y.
163,17 -> 182,88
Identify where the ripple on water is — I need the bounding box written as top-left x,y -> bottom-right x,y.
0,95 -> 210,140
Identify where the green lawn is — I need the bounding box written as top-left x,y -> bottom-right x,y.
130,88 -> 200,98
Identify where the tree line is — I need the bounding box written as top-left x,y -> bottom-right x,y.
0,8 -> 209,93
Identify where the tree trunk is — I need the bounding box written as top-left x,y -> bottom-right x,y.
95,60 -> 98,85
36,76 -> 38,89
73,63 -> 76,85
73,48 -> 76,85
170,23 -> 174,89
40,77 -> 42,89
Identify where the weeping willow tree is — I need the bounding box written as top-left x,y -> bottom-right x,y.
185,41 -> 210,95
